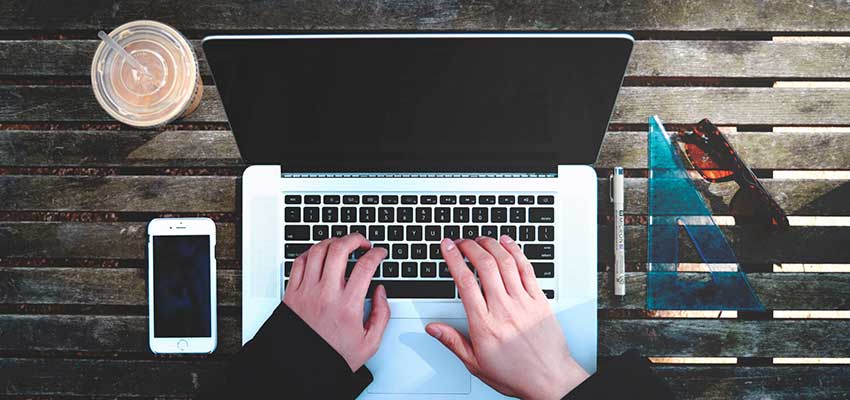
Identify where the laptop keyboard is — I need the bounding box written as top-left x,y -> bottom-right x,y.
282,194 -> 556,300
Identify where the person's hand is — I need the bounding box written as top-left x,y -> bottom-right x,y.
426,236 -> 590,400
283,233 -> 390,372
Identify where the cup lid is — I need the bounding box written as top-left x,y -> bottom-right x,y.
91,20 -> 199,127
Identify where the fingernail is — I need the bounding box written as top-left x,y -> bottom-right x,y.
426,325 -> 442,339
442,238 -> 455,251
474,236 -> 484,242
378,285 -> 387,300
500,235 -> 514,244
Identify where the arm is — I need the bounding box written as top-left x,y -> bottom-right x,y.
199,234 -> 390,400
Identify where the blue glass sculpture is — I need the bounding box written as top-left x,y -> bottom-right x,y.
647,115 -> 763,310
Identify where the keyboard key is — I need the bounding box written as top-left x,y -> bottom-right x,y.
369,226 -> 385,241
435,207 -> 451,222
374,243 -> 390,253
401,262 -> 417,277
444,225 -> 460,240
360,207 -> 376,222
543,289 -> 555,299
430,244 -> 443,260
388,226 -> 404,241
440,195 -> 457,205
406,225 -> 423,241
304,207 -> 319,222
519,195 -> 535,205
529,208 -> 555,223
378,207 -> 394,222
397,207 -> 413,222
524,244 -> 554,259
462,225 -> 479,239
285,261 -> 293,276
363,195 -> 379,204
401,195 -> 418,204
382,262 -> 400,277
416,207 -> 432,223
345,261 -> 357,277
481,225 -> 498,238
491,208 -> 507,222
353,248 -> 368,259
421,262 -> 437,277
313,225 -> 329,240
331,225 -> 347,237
382,195 -> 399,204
411,244 -> 427,259
285,207 -> 300,222
498,195 -> 515,205
532,262 -> 555,278
323,195 -> 340,204
425,225 -> 441,241
284,195 -> 302,204
322,207 -> 338,222
500,225 -> 517,240
538,195 -> 555,205
453,207 -> 470,223
520,226 -> 535,241
368,280 -> 455,298
285,243 -> 311,259
472,207 -> 488,223
343,195 -> 359,204
538,226 -> 554,241
421,195 -> 438,205
479,195 -> 496,204
305,195 -> 321,204
341,207 -> 357,222
285,225 -> 310,240
460,195 -> 476,204
439,262 -> 451,278
510,207 -> 526,223
350,225 -> 367,237
392,244 -> 409,259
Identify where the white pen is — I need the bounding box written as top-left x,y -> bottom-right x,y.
611,167 -> 626,298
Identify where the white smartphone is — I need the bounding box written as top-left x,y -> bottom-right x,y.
147,218 -> 217,354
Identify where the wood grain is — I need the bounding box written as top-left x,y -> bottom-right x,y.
7,86 -> 850,125
3,0 -> 850,33
5,40 -> 850,79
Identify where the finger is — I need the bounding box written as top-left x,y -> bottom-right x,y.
344,246 -> 388,303
364,285 -> 391,351
321,233 -> 371,289
500,234 -> 543,298
457,239 -> 508,302
474,236 -> 526,298
440,239 -> 487,317
425,323 -> 479,374
303,238 -> 335,286
287,253 -> 307,292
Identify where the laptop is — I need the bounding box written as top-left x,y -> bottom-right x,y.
203,33 -> 633,398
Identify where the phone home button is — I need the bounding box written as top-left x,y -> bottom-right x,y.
177,340 -> 188,351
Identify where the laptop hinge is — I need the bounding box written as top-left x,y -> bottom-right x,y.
280,172 -> 558,178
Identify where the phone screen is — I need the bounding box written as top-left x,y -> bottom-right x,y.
152,235 -> 212,337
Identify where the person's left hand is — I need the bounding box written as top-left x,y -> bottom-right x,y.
283,233 -> 390,372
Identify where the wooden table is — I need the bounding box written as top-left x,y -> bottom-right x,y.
2,1 -> 850,398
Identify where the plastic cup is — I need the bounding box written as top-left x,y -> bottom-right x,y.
91,20 -> 202,128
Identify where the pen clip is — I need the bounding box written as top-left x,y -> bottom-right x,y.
609,173 -> 614,202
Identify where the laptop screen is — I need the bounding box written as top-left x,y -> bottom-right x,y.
204,35 -> 633,172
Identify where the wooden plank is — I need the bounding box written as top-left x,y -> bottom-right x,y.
599,272 -> 850,311
0,358 -> 224,397
596,131 -> 850,170
0,267 -> 239,306
0,176 -> 236,212
5,40 -> 850,79
7,86 -> 850,125
0,130 -> 241,167
0,222 -> 236,260
2,0 -> 850,33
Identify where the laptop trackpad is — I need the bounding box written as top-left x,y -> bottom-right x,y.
366,318 -> 471,394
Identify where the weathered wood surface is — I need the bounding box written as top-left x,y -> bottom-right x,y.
8,85 -> 850,125
4,0 -> 850,33
5,40 -> 850,79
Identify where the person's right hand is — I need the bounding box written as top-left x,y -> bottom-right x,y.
426,236 -> 591,400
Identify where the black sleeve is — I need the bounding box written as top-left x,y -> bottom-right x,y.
563,350 -> 674,400
199,303 -> 373,400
